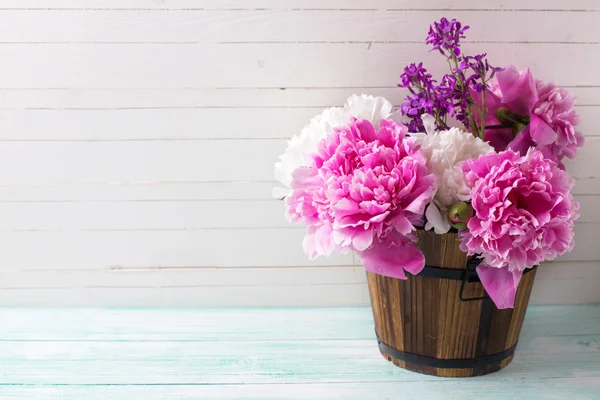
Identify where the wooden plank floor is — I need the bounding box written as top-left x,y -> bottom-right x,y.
0,306 -> 599,399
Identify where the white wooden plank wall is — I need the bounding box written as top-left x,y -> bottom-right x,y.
0,0 -> 598,306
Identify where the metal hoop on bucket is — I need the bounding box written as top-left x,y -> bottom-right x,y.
415,256 -> 537,303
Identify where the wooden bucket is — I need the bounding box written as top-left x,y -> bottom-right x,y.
367,230 -> 537,377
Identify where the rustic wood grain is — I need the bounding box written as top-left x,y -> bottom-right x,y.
367,230 -> 537,377
1,306 -> 599,399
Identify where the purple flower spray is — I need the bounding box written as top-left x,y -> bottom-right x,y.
399,18 -> 502,137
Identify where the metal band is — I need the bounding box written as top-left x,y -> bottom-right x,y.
417,264 -> 537,282
415,265 -> 468,280
377,337 -> 517,369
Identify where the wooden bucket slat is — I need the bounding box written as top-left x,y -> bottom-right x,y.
367,230 -> 537,377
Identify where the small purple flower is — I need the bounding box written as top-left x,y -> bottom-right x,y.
399,62 -> 432,89
401,93 -> 432,131
435,74 -> 460,116
398,19 -> 504,135
457,54 -> 503,89
471,82 -> 484,93
399,63 -> 443,132
426,18 -> 469,56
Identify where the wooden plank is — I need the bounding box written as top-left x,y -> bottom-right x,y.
0,224 -> 594,269
0,87 -> 596,109
0,225 -> 593,270
0,306 -> 597,341
0,261 -> 597,306
564,137 -> 600,178
530,278 -> 600,305
0,88 -> 404,109
0,181 -> 278,202
0,180 -> 595,204
0,179 -> 596,202
0,334 -> 599,385
0,266 -> 367,288
0,10 -> 596,43
2,380 -> 600,400
0,228 -> 354,269
0,308 -> 378,341
0,108 -> 321,140
0,194 -> 595,230
0,137 -> 596,185
0,0 -> 598,11
573,178 -> 600,196
0,306 -> 598,396
0,106 -> 596,140
0,200 -> 289,230
575,195 -> 600,222
0,43 -> 597,88
0,140 -> 286,184
0,285 -> 371,307
0,178 -> 596,204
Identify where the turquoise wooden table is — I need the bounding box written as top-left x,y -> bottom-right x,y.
0,306 -> 599,399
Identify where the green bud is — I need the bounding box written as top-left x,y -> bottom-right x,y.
496,107 -> 512,126
512,122 -> 526,138
447,201 -> 474,230
496,108 -> 530,129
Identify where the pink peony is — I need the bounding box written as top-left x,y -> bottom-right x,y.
474,65 -> 584,168
286,118 -> 437,279
533,81 -> 584,163
460,148 -> 579,308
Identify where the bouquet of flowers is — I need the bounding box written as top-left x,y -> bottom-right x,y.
274,18 -> 582,309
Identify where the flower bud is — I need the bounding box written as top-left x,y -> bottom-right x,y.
512,122 -> 527,138
496,107 -> 512,126
496,108 -> 530,129
447,201 -> 474,229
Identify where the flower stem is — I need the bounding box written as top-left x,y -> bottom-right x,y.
449,54 -> 479,137
478,89 -> 486,140
414,77 -> 447,129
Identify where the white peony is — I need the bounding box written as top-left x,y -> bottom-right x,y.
273,95 -> 393,198
413,114 -> 495,234
343,94 -> 394,126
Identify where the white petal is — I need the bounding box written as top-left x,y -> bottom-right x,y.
421,113 -> 437,135
416,126 -> 495,208
273,104 -> 350,192
425,203 -> 451,234
343,94 -> 393,127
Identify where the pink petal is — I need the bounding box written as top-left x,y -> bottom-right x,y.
355,119 -> 377,142
389,214 -> 414,236
507,125 -> 535,156
529,114 -> 557,145
352,229 -> 374,252
484,126 -> 514,153
302,227 -> 319,260
496,66 -> 538,115
290,167 -> 320,189
357,231 -> 425,280
476,264 -> 523,309
333,198 -> 360,217
314,224 -> 334,256
332,228 -> 352,247
402,246 -> 427,275
404,184 -> 435,214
